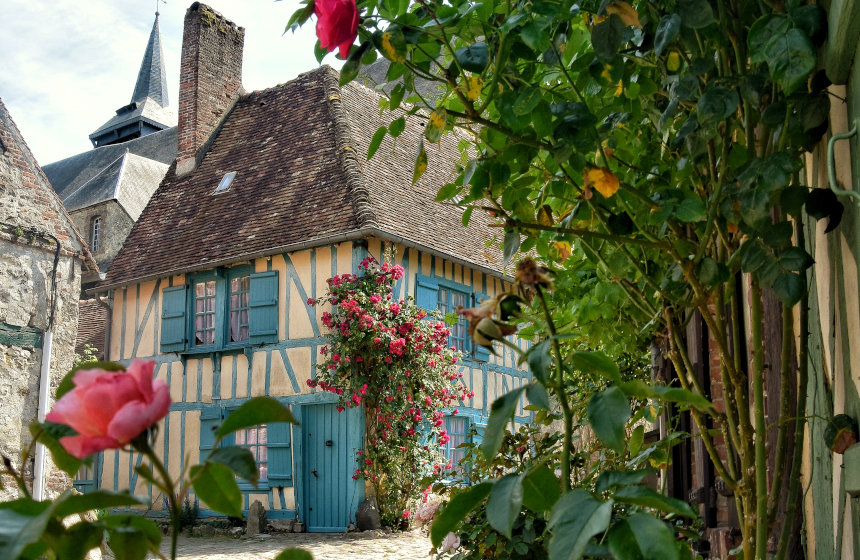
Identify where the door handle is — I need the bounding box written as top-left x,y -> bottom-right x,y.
312,469 -> 318,478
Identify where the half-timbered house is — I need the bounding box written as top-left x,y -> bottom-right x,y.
91,3 -> 531,531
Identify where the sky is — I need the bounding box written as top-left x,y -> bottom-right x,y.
1,0 -> 341,166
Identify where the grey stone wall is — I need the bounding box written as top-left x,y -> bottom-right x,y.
69,200 -> 134,285
0,101 -> 86,501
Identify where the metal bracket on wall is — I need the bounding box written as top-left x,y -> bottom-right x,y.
828,118 -> 860,204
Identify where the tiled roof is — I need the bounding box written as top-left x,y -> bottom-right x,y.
101,66 -> 504,289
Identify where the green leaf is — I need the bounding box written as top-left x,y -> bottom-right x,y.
677,0 -> 715,28
430,483 -> 493,546
525,339 -> 552,384
513,87 -> 544,116
521,20 -> 550,51
762,222 -> 794,248
763,28 -> 816,94
654,14 -> 681,56
481,387 -> 528,460
591,15 -> 626,62
697,87 -> 738,125
57,360 -> 126,400
216,397 -> 297,440
413,138 -> 428,184
0,498 -> 55,560
595,469 -> 655,494
773,272 -> 804,306
368,126 -> 387,159
190,463 -> 243,518
586,387 -> 630,453
487,474 -> 523,538
790,4 -> 827,45
455,43 -> 490,73
628,425 -> 645,456
30,421 -> 84,477
781,185 -> 809,216
526,383 -> 551,410
612,486 -> 697,517
503,229 -> 521,264
522,465 -> 560,512
462,206 -> 474,227
274,549 -> 315,560
607,514 -> 680,560
780,247 -> 814,272
50,521 -> 105,560
548,490 -> 613,560
388,116 -> 406,137
209,447 -> 260,485
286,1 -> 314,33
102,515 -> 162,550
674,194 -> 707,222
54,491 -> 144,518
568,351 -> 620,383
436,183 -> 461,202
339,41 -> 371,86
653,386 -> 714,413
699,257 -> 729,287
107,526 -> 149,560
748,15 -> 789,63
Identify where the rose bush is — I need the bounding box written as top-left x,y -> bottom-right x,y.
46,360 -> 170,459
313,0 -> 359,57
309,255 -> 471,527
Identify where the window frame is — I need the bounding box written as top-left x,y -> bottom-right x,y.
442,415 -> 470,472
184,265 -> 256,352
435,282 -> 471,354
415,274 -> 491,361
90,216 -> 102,253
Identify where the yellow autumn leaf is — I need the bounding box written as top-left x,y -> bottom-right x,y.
667,51 -> 681,72
605,1 -> 642,28
460,76 -> 483,101
586,167 -> 620,199
554,241 -> 571,261
614,80 -> 623,96
381,32 -> 405,63
537,205 -> 554,226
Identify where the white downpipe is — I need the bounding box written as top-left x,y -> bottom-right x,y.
33,329 -> 53,501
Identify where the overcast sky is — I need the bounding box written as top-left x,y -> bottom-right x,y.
1,0 -> 341,166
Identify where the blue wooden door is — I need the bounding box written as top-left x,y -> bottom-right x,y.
302,403 -> 364,532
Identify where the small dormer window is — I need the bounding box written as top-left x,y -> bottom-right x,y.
214,172 -> 237,194
90,216 -> 102,253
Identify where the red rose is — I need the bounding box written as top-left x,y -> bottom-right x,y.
314,0 -> 359,58
46,361 -> 170,459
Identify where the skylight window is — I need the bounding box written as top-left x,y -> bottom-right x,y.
214,171 -> 237,194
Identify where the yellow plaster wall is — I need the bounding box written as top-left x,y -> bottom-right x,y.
251,350 -> 267,397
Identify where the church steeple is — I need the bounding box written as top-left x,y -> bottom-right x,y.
89,12 -> 177,148
131,13 -> 169,107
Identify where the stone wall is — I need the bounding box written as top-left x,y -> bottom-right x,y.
69,200 -> 133,287
0,99 -> 87,501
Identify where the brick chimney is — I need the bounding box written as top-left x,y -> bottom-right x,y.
176,2 -> 244,176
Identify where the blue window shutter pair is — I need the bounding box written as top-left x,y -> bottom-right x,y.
415,274 -> 439,314
267,418 -> 293,486
472,292 -> 491,361
159,270 -> 279,353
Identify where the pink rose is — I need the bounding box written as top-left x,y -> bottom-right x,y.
440,532 -> 460,553
46,361 -> 170,459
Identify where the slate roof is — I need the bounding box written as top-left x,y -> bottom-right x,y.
60,151 -> 169,220
101,66 -> 504,290
44,126 -> 176,200
89,14 -> 176,143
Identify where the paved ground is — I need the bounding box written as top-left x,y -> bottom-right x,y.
158,530 -> 434,559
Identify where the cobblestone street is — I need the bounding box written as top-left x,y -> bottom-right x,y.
157,531 -> 434,559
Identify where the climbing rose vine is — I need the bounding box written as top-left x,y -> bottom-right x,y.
308,256 -> 472,527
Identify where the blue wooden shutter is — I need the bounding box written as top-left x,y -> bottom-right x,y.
472,291 -> 491,361
160,286 -> 187,353
415,274 -> 439,315
199,405 -> 223,458
267,419 -> 293,486
249,271 -> 279,344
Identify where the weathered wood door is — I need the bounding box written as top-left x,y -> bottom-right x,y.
301,403 -> 363,532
